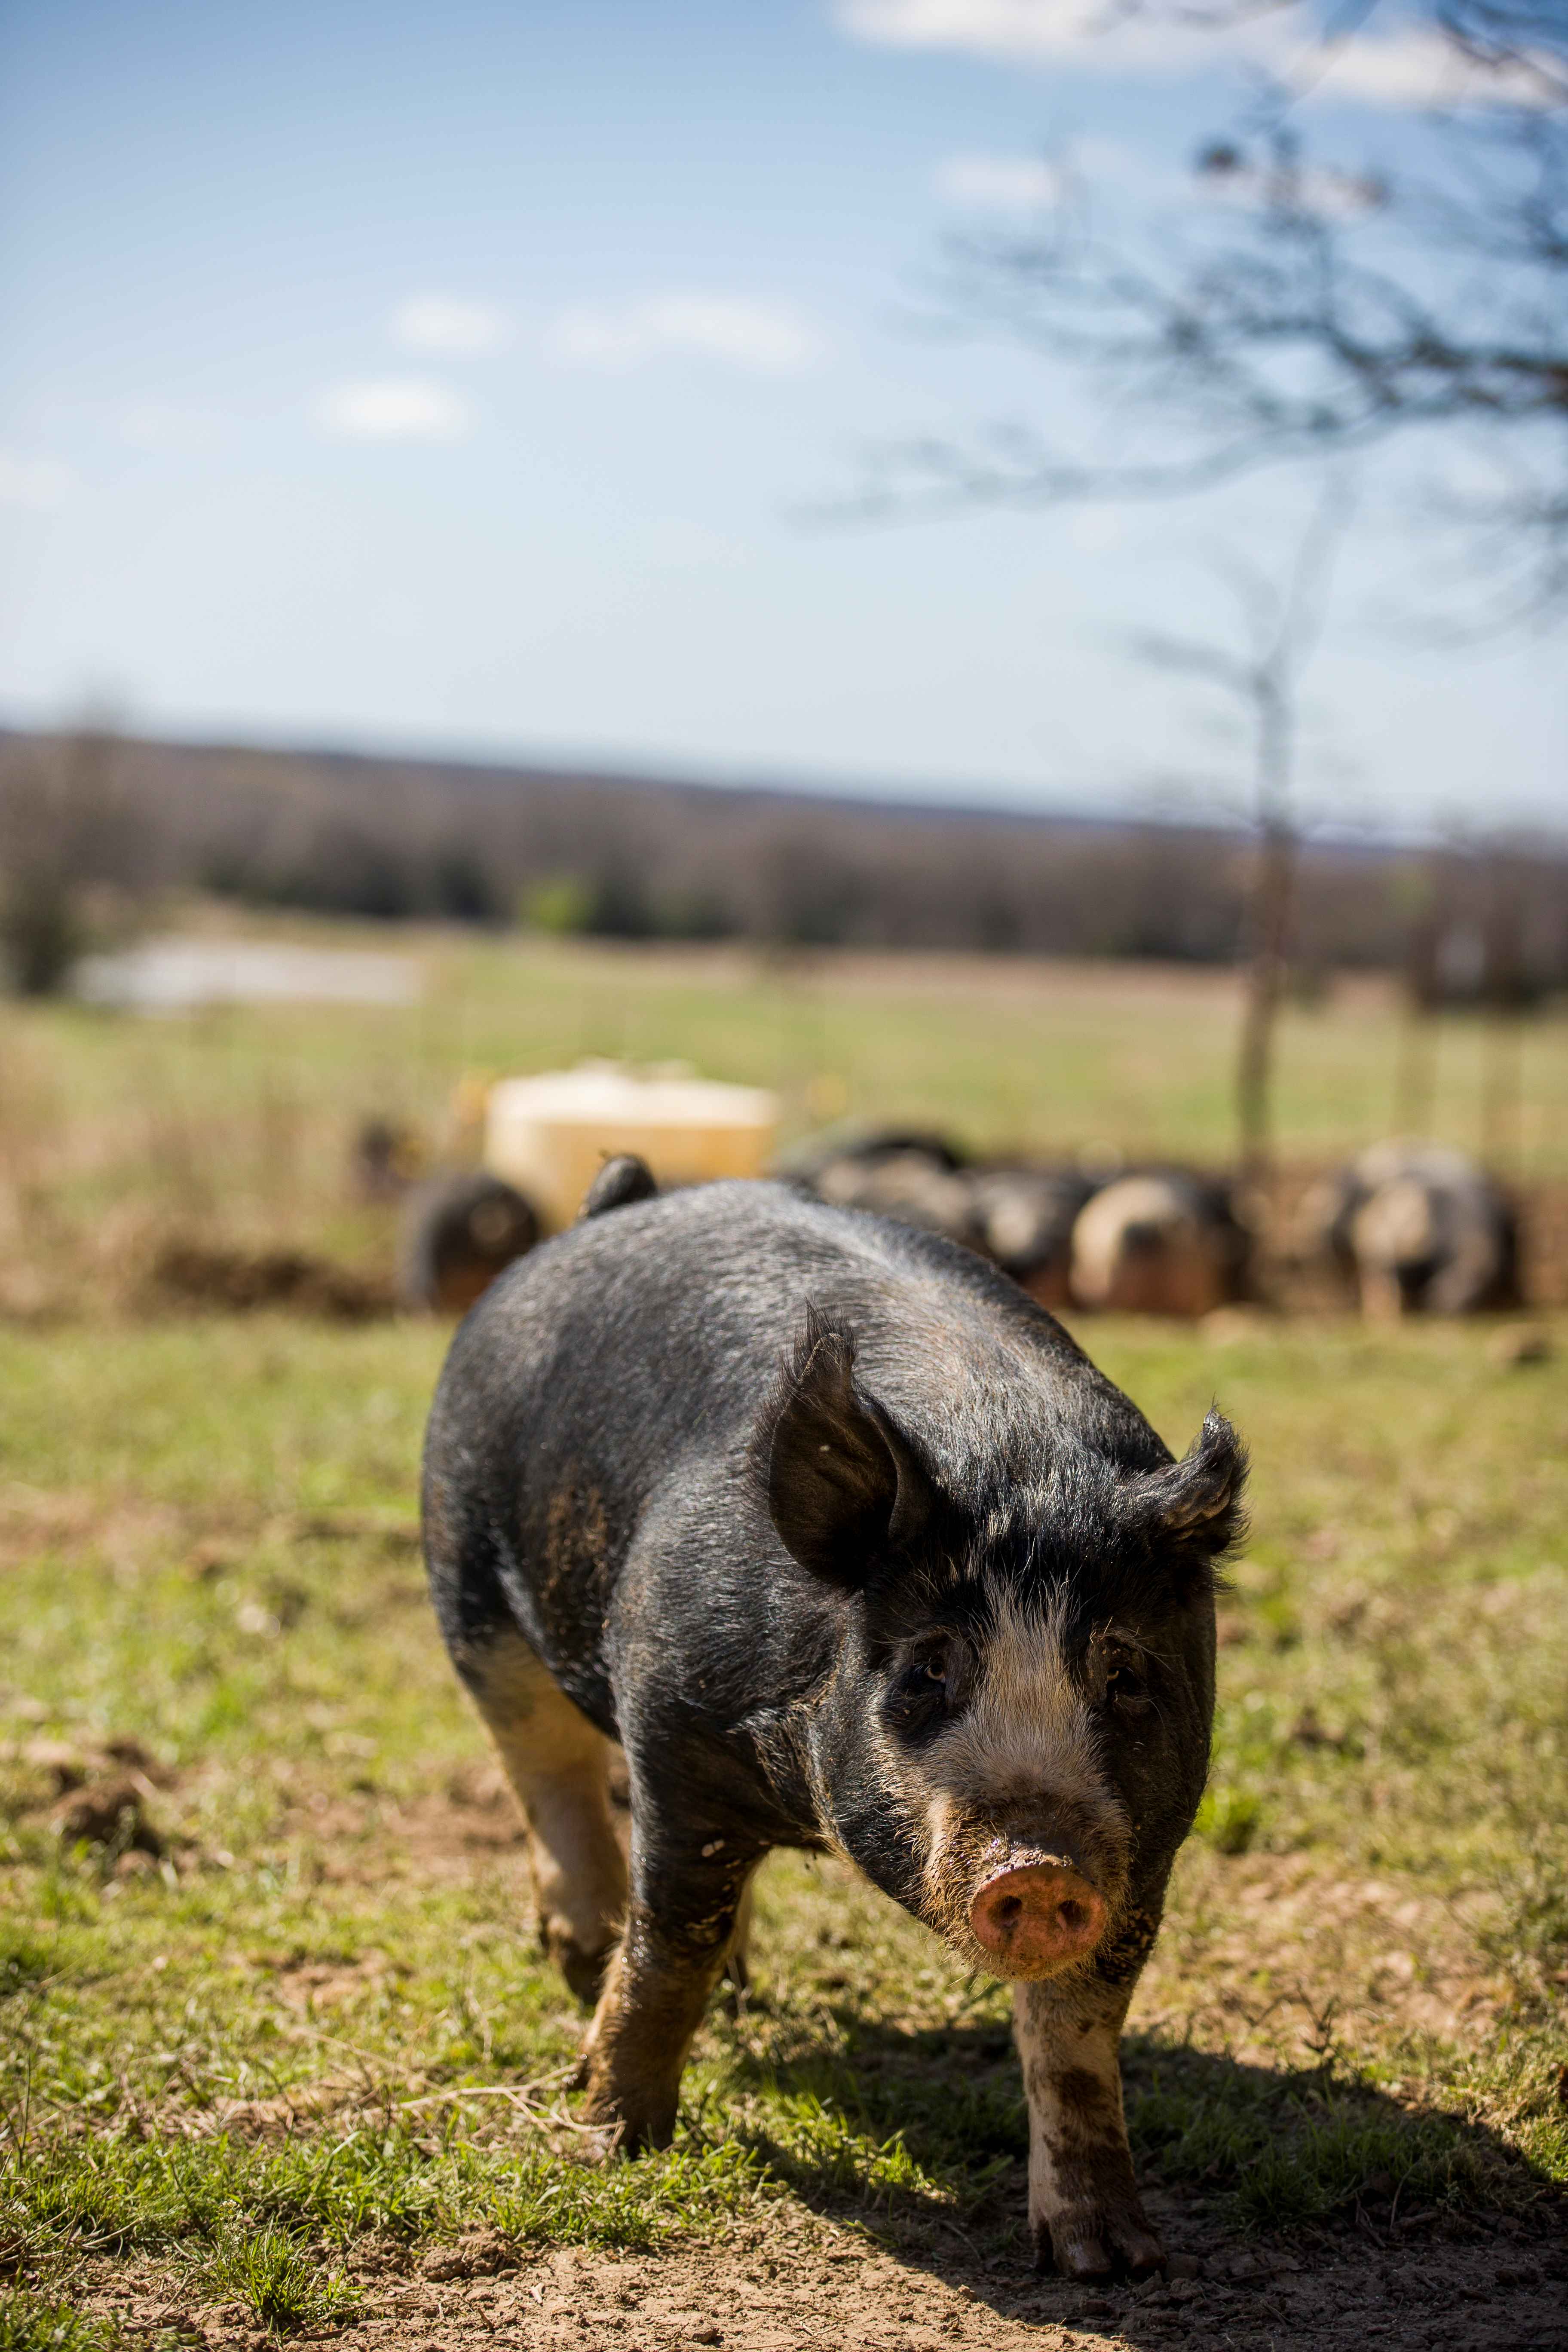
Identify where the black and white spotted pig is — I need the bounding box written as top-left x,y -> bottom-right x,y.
421,1166 -> 1245,2279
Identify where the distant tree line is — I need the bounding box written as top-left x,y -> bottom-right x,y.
0,728 -> 1564,999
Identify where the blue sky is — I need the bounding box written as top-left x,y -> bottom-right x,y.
2,0 -> 1562,834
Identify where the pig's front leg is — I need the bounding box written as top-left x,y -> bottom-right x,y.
580,1830 -> 761,2151
1014,1974 -> 1165,2280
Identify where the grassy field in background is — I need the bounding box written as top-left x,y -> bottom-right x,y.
1,913 -> 1565,2340
1,1309 -> 1564,2338
0,910 -> 1565,1307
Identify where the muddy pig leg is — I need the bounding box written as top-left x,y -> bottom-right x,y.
1014,1972 -> 1165,2281
581,1819 -> 763,2150
466,1629 -> 628,2003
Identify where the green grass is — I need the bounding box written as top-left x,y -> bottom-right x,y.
192,2228 -> 357,2334
0,2293 -> 119,2352
1,1309 -> 1564,2320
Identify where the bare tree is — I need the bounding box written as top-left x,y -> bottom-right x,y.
0,725 -> 135,995
1131,484 -> 1349,1179
849,0 -> 1568,616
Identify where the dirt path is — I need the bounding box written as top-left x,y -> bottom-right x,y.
90,2200 -> 1568,2352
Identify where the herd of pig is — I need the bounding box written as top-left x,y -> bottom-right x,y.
398,1127 -> 1520,1320
413,1128 -> 1519,2289
787,1130 -> 1519,1320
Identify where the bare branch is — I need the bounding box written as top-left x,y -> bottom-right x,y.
1125,485 -> 1350,1176
840,2 -> 1568,617
1128,632 -> 1257,689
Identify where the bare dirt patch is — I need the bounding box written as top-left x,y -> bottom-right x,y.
1139,1850 -> 1516,2058
81,2216 -> 1568,2352
145,1241 -> 395,1321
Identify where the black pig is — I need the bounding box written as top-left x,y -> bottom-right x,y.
422,1171 -> 1244,2278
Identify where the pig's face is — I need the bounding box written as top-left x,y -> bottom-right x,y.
864,1569 -> 1215,1981
757,1306 -> 1242,1983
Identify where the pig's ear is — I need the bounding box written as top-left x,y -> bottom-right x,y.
1124,1410 -> 1248,1579
756,1304 -> 936,1588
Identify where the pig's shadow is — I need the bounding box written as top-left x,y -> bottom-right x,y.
722,2014 -> 1554,2332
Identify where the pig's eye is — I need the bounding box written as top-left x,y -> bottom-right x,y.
1104,1656 -> 1154,1716
885,1641 -> 968,1736
903,1651 -> 952,1700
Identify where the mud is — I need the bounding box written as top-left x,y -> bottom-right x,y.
145,1241 -> 395,1321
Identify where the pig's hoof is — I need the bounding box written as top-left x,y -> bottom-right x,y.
579,2080 -> 678,2156
543,1924 -> 613,2006
1035,2210 -> 1166,2282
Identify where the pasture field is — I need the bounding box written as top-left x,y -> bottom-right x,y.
1,918 -> 1565,2349
1,1311 -> 1565,2352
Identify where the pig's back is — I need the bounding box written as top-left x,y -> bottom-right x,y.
432,1176 -> 1140,1473
421,1180 -> 1163,1715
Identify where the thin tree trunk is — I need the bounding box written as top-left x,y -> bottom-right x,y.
1237,820 -> 1295,1189
1237,659 -> 1295,1191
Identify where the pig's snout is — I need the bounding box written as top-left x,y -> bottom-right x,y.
969,1860 -> 1107,1975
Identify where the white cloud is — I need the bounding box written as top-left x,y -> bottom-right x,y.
935,152 -> 1066,208
836,0 -> 1558,109
391,295 -> 511,358
837,0 -> 1197,67
0,450 -> 77,510
1306,26 -> 1553,108
543,294 -> 824,374
315,379 -> 472,443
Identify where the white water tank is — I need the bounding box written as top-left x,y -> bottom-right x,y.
483,1063 -> 779,1232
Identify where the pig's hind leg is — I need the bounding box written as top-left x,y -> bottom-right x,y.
466,1630 -> 629,2003
1014,1973 -> 1166,2282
